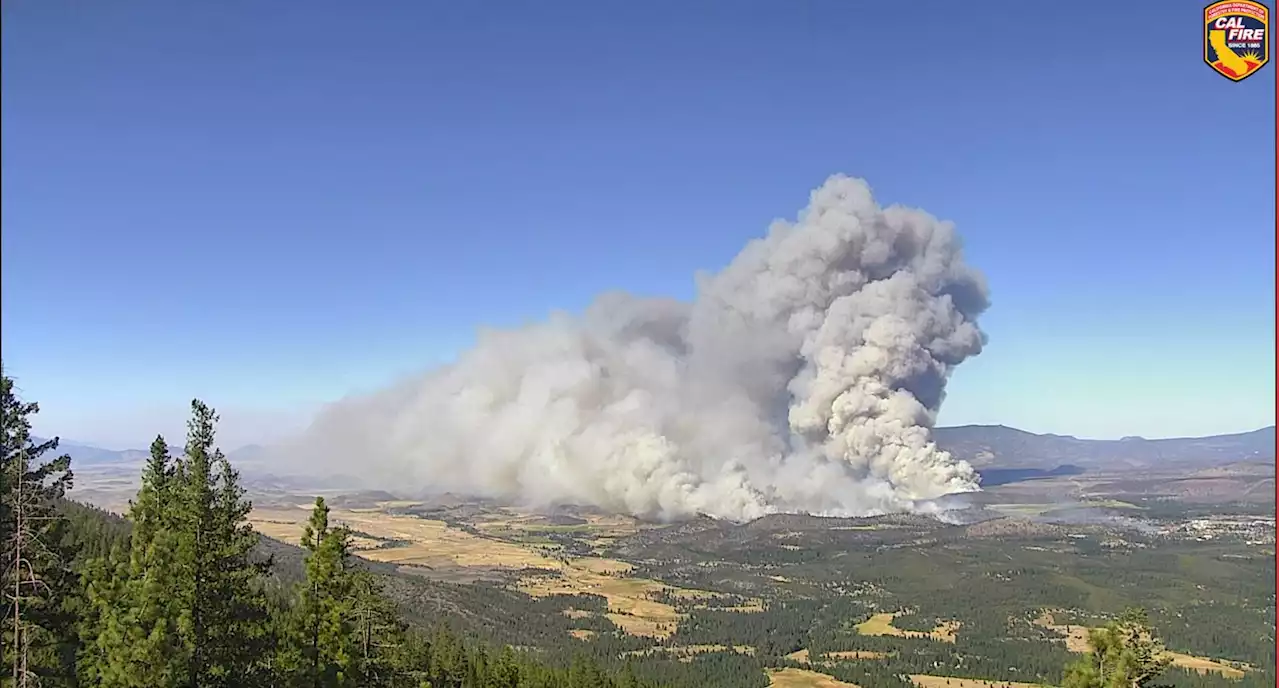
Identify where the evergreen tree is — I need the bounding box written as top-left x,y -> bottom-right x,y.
81,435 -> 187,687
281,497 -> 359,687
76,547 -> 128,686
1063,607 -> 1173,688
133,436 -> 174,548
170,400 -> 272,687
1,371 -> 77,686
281,496 -> 406,687
347,569 -> 404,686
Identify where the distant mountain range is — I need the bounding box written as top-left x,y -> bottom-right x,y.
933,425 -> 1275,471
38,424 -> 1275,475
31,438 -> 261,467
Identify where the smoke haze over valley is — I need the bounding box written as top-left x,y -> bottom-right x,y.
271,175 -> 991,521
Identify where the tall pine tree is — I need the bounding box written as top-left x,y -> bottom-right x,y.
171,400 -> 272,687
1,370 -> 77,686
279,496 -> 407,688
81,435 -> 187,687
281,497 -> 359,687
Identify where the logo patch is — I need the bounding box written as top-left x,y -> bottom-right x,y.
1204,1 -> 1270,81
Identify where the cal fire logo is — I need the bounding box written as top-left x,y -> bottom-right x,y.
1204,0 -> 1269,81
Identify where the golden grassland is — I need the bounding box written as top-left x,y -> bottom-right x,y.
1033,611 -> 1247,679
909,675 -> 1051,688
785,648 -> 892,664
766,667 -> 861,688
856,613 -> 960,643
516,556 -> 762,638
1161,652 -> 1248,678
249,511 -> 385,551
251,505 -> 558,569
249,502 -> 760,639
784,649 -> 811,663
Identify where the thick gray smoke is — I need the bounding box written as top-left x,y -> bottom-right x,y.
284,175 -> 990,521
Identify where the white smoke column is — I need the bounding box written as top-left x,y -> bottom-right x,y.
282,175 -> 989,521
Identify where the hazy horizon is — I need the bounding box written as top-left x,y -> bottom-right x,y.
41,416 -> 1279,456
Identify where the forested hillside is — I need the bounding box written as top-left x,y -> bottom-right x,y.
2,373 -> 650,687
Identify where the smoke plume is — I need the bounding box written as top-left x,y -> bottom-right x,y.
284,175 -> 990,521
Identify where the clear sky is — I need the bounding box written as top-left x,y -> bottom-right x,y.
2,1 -> 1274,450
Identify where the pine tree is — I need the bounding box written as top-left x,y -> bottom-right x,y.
133,436 -> 175,548
76,546 -> 129,686
281,496 -> 406,687
1063,607 -> 1173,688
1,370 -> 77,686
347,570 -> 403,686
82,435 -> 188,687
169,400 -> 272,687
281,496 -> 359,687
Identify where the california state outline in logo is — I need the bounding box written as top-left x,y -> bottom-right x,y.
1204,0 -> 1269,81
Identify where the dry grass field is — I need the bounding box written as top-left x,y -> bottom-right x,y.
249,501 -> 737,639
249,508 -> 385,551
855,613 -> 960,643
515,550 -> 759,638
250,505 -> 558,569
1161,652 -> 1248,678
784,649 -> 891,664
1033,611 -> 1247,679
785,649 -> 810,663
766,667 -> 861,688
909,675 -> 1051,688
1031,612 -> 1092,653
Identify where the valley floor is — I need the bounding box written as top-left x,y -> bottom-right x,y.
243,493 -> 1274,688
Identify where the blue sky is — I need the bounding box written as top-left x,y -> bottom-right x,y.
2,1 -> 1274,449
